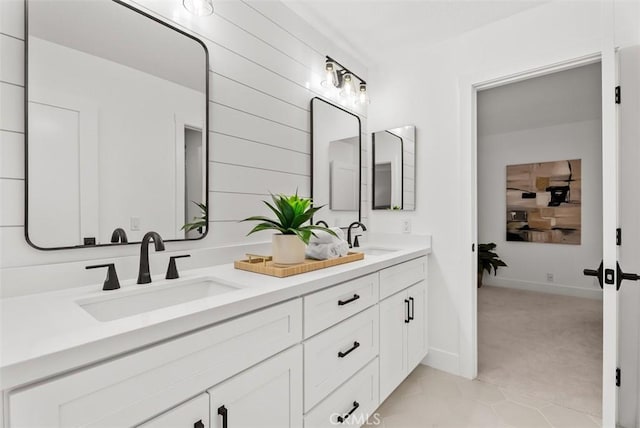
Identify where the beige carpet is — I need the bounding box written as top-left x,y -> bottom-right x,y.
478,286 -> 602,417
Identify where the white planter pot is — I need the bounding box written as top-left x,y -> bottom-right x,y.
272,234 -> 306,265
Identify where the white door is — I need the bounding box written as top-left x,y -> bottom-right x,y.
379,290 -> 408,401
599,35 -> 620,426
208,346 -> 303,428
406,281 -> 428,371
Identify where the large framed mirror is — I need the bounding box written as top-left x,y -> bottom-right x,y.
372,125 -> 416,210
311,98 -> 361,228
25,0 -> 209,249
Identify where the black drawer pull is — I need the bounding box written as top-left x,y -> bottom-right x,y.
337,401 -> 360,423
338,294 -> 360,306
404,299 -> 410,323
194,420 -> 204,428
338,341 -> 360,358
409,297 -> 415,321
218,405 -> 228,428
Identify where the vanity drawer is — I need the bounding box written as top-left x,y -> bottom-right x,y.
304,273 -> 379,338
304,305 -> 379,412
9,299 -> 302,428
304,358 -> 379,428
379,256 -> 427,299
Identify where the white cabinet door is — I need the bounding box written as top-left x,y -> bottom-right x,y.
138,394 -> 209,428
379,290 -> 407,401
208,346 -> 303,428
406,281 -> 428,371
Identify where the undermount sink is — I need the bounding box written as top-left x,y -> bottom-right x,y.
78,277 -> 241,322
358,247 -> 400,256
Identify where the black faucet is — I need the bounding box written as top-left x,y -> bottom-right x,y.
347,222 -> 367,248
110,228 -> 128,243
315,220 -> 329,227
137,231 -> 165,284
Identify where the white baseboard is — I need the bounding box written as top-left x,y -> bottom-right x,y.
423,347 -> 460,376
483,277 -> 602,300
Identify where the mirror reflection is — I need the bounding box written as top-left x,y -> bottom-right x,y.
311,98 -> 361,227
372,125 -> 416,210
26,0 -> 209,249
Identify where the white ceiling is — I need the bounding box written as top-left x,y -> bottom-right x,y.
283,0 -> 550,66
477,61 -> 602,137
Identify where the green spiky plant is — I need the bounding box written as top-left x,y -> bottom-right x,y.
182,201 -> 207,234
478,242 -> 507,288
242,192 -> 337,244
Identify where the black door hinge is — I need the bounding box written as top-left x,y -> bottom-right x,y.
617,228 -> 622,246
615,86 -> 621,104
616,368 -> 621,387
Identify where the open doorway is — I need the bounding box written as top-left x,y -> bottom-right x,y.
476,62 -> 603,417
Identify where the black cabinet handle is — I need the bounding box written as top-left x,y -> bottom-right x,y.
338,294 -> 360,306
409,297 -> 415,321
338,341 -> 360,358
194,420 -> 204,428
218,405 -> 228,428
337,401 -> 360,423
404,299 -> 410,323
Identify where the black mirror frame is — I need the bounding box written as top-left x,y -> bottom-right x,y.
310,97 -> 362,225
23,0 -> 210,250
371,130 -> 404,210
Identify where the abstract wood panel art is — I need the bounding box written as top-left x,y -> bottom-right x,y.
506,159 -> 581,244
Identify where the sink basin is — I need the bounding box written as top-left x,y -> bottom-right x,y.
358,247 -> 400,256
78,277 -> 241,322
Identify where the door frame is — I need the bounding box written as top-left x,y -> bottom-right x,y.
460,49 -> 617,416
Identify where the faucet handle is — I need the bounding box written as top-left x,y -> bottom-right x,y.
166,254 -> 191,280
353,235 -> 362,248
86,263 -> 120,291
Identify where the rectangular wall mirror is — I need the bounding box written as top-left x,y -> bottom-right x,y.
26,0 -> 209,249
311,98 -> 361,228
372,125 -> 416,210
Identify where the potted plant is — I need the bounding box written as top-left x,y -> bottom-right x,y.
242,192 -> 336,265
478,243 -> 507,288
182,201 -> 207,235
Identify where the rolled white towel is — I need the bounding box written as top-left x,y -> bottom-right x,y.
309,227 -> 345,245
305,241 -> 350,260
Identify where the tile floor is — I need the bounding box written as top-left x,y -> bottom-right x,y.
368,365 -> 602,427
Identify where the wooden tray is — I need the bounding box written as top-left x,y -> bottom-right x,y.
234,252 -> 365,278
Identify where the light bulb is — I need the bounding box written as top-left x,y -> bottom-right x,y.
321,61 -> 338,88
341,73 -> 355,97
183,0 -> 213,16
358,83 -> 368,104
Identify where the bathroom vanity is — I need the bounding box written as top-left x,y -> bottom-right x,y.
0,241 -> 430,427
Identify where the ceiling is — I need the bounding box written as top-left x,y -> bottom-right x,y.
283,0 -> 550,66
477,61 -> 602,137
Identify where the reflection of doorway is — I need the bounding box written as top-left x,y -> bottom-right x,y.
373,162 -> 392,209
476,62 -> 603,417
184,127 -> 203,239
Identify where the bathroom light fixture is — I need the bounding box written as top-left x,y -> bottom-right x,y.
322,56 -> 368,104
183,0 -> 213,16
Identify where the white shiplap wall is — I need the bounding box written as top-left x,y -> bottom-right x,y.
0,0 -> 368,297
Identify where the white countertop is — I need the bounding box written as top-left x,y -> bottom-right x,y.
0,237 -> 430,391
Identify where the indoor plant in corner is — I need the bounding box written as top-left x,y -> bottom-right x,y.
478,243 -> 507,288
242,192 -> 336,265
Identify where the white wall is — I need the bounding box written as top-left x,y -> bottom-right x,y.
478,120 -> 602,299
368,0 -> 639,377
0,0 -> 368,297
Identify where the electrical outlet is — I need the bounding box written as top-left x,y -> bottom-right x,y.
130,217 -> 140,231
546,273 -> 554,282
401,219 -> 411,234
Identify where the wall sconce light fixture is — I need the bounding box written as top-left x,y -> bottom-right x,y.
321,56 -> 368,104
183,0 -> 213,16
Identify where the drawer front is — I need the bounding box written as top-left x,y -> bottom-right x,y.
304,358 -> 379,428
138,393 -> 209,428
304,305 -> 379,412
379,256 -> 427,300
304,273 -> 379,338
9,299 -> 302,428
